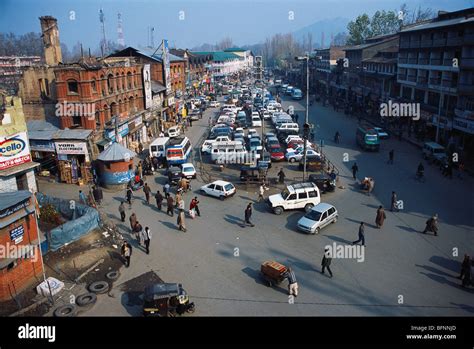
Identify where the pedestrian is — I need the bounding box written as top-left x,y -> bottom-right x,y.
459,254 -> 472,287
121,241 -> 132,267
126,187 -> 133,208
177,199 -> 187,232
244,203 -> 254,227
351,163 -> 359,180
278,168 -> 286,184
190,196 -> 200,217
129,212 -> 137,232
134,220 -> 143,244
388,149 -> 394,165
118,202 -> 126,222
155,190 -> 163,211
163,182 -> 171,196
79,190 -> 87,205
137,162 -> 143,178
321,248 -> 333,277
334,131 -> 340,144
189,117 -> 193,127
143,183 -> 151,204
166,193 -> 174,217
375,205 -> 386,228
92,186 -> 101,205
283,267 -> 298,297
142,227 -> 151,255
422,214 -> 439,236
352,222 -> 365,246
390,191 -> 398,212
138,142 -> 144,154
257,183 -> 266,202
175,190 -> 182,208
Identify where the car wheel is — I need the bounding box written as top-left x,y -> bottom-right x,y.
333,216 -> 338,223
273,207 -> 283,215
313,227 -> 320,235
219,195 -> 225,201
200,189 -> 206,195
304,203 -> 314,213
289,158 -> 296,163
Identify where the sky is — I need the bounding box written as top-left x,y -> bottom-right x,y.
0,0 -> 472,50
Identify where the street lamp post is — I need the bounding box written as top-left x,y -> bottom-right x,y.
295,55 -> 310,181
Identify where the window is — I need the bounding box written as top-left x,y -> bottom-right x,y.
208,184 -> 215,190
308,190 -> 318,198
107,74 -> 114,94
328,207 -> 335,215
298,192 -> 308,199
67,79 -> 79,94
215,185 -> 223,192
91,79 -> 97,92
287,194 -> 297,201
321,211 -> 328,220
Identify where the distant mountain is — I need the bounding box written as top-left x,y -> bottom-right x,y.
293,17 -> 350,47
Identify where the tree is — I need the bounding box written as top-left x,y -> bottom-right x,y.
370,10 -> 399,37
215,37 -> 233,50
399,3 -> 435,26
347,14 -> 371,45
333,32 -> 349,46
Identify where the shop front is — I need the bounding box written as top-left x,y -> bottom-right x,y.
126,115 -> 147,153
54,141 -> 93,185
104,122 -> 129,150
29,139 -> 57,177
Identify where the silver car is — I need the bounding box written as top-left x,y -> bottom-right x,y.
297,203 -> 338,234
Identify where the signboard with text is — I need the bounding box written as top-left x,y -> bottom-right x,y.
163,39 -> 172,95
55,142 -> 88,155
0,132 -> 32,170
143,64 -> 152,109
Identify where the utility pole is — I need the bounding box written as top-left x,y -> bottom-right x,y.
295,54 -> 311,181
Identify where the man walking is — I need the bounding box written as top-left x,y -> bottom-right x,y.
283,267 -> 298,297
143,183 -> 151,204
142,227 -> 151,255
129,212 -> 137,232
163,182 -> 171,196
121,241 -> 132,267
244,203 -> 254,227
118,202 -> 126,222
190,197 -> 200,217
166,194 -> 174,217
352,222 -> 366,246
375,206 -> 386,228
321,248 -> 333,277
278,168 -> 286,184
155,190 -> 163,211
257,183 -> 267,202
422,214 -> 439,236
133,220 -> 143,244
126,187 -> 133,208
177,198 -> 187,232
387,149 -> 394,165
351,162 -> 359,180
391,191 -> 398,212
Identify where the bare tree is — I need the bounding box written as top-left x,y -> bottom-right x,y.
215,37 -> 234,50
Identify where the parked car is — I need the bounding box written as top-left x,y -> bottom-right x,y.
181,163 -> 196,179
209,101 -> 220,108
201,140 -> 215,154
286,149 -> 320,163
373,127 -> 389,139
268,182 -> 321,215
247,129 -> 259,139
266,136 -> 280,148
422,142 -> 447,164
268,147 -> 285,161
200,180 -> 236,200
297,203 -> 338,234
308,173 -> 336,193
167,126 -> 181,138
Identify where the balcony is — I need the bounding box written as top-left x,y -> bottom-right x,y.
458,83 -> 474,94
429,78 -> 441,85
417,76 -> 428,86
397,74 -> 407,81
407,75 -> 417,82
433,38 -> 447,46
398,57 -> 408,64
420,40 -> 433,48
443,58 -> 456,66
410,40 -> 420,48
441,79 -> 457,89
446,36 -> 463,46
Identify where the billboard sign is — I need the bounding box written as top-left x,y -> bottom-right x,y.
143,64 -> 152,109
162,39 -> 172,95
0,132 -> 32,170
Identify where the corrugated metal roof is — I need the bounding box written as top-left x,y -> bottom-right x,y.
53,129 -> 92,140
97,142 -> 136,161
401,16 -> 474,33
27,121 -> 92,141
0,190 -> 31,212
151,80 -> 166,93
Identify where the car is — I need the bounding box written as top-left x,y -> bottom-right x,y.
308,173 -> 337,194
299,154 -> 325,171
268,182 -> 321,215
189,110 -> 200,121
200,180 -> 236,200
297,203 -> 338,234
266,136 -> 280,148
286,143 -> 314,154
284,135 -> 302,144
268,147 -> 285,161
286,149 -> 320,163
181,163 -> 196,179
247,129 -> 259,139
249,138 -> 263,152
201,140 -> 216,154
167,126 -> 181,138
264,132 -> 276,140
422,142 -> 447,164
262,111 -> 271,119
373,127 -> 389,139
251,114 -> 262,127
167,166 -> 182,185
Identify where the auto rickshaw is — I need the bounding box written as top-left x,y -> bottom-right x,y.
240,164 -> 268,183
308,173 -> 336,193
143,283 -> 195,317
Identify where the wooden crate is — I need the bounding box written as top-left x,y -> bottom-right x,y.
260,260 -> 287,279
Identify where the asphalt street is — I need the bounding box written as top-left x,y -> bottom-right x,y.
40,95 -> 474,316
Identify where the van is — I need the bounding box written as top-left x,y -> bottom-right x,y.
356,126 -> 380,151
277,123 -> 299,133
422,142 -> 446,164
211,142 -> 248,164
268,182 -> 321,215
149,137 -> 170,158
291,89 -> 303,100
275,117 -> 294,128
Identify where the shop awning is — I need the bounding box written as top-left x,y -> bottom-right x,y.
0,161 -> 40,177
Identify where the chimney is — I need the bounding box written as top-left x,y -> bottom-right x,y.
39,16 -> 63,66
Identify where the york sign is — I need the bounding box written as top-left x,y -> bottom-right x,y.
0,132 -> 31,170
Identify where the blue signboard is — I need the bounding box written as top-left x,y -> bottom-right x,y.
30,140 -> 55,152
106,123 -> 129,141
10,225 -> 24,244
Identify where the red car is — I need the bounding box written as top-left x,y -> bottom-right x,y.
268,147 -> 285,161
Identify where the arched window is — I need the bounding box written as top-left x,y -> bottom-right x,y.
127,71 -> 132,89
110,102 -> 118,116
91,78 -> 97,93
100,75 -> 106,96
107,74 -> 114,94
129,96 -> 135,111
95,111 -> 100,130
103,104 -> 110,122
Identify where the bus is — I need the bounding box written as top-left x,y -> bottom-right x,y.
149,137 -> 170,158
166,137 -> 192,165
356,126 -> 380,151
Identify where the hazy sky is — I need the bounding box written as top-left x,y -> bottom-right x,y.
0,0 -> 472,50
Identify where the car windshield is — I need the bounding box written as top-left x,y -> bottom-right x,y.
224,184 -> 234,191
183,167 -> 193,172
305,210 -> 323,221
270,148 -> 282,153
281,189 -> 290,200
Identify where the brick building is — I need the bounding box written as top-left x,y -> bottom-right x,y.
0,191 -> 44,302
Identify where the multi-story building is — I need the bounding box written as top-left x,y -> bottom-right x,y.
312,46 -> 346,96
194,51 -> 244,77
397,7 -> 474,159
170,49 -> 213,93
0,56 -> 41,93
223,47 -> 254,69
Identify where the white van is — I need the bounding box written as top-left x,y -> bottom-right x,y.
277,123 -> 299,133
275,117 -> 294,128
211,142 -> 248,164
149,137 -> 170,158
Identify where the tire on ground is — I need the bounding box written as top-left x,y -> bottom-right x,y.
88,281 -> 110,294
53,304 -> 77,317
76,292 -> 97,307
106,271 -> 120,280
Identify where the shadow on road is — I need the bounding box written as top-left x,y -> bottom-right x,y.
241,267 -> 288,296
396,225 -> 419,234
415,264 -> 456,279
160,220 -> 178,231
224,214 -> 244,227
323,234 -> 352,245
429,255 -> 462,274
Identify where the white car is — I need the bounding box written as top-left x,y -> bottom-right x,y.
252,115 -> 262,127
284,135 -> 303,144
262,111 -> 271,119
297,203 -> 338,234
210,101 -> 220,108
200,180 -> 236,200
268,182 -> 321,215
286,149 -> 320,163
247,129 -> 259,139
181,163 -> 197,179
167,126 -> 181,138
373,127 -> 389,139
201,140 -> 215,154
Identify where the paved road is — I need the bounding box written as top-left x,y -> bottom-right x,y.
40,95 -> 474,316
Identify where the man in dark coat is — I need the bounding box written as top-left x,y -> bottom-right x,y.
278,169 -> 286,184
155,190 -> 163,211
118,202 -> 126,222
351,163 -> 359,180
244,203 -> 254,227
166,194 -> 175,217
126,187 -> 133,207
459,254 -> 472,287
321,248 -> 333,277
422,214 -> 439,236
143,183 -> 151,204
352,222 -> 365,246
121,241 -> 132,267
391,191 -> 398,212
375,206 -> 386,228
